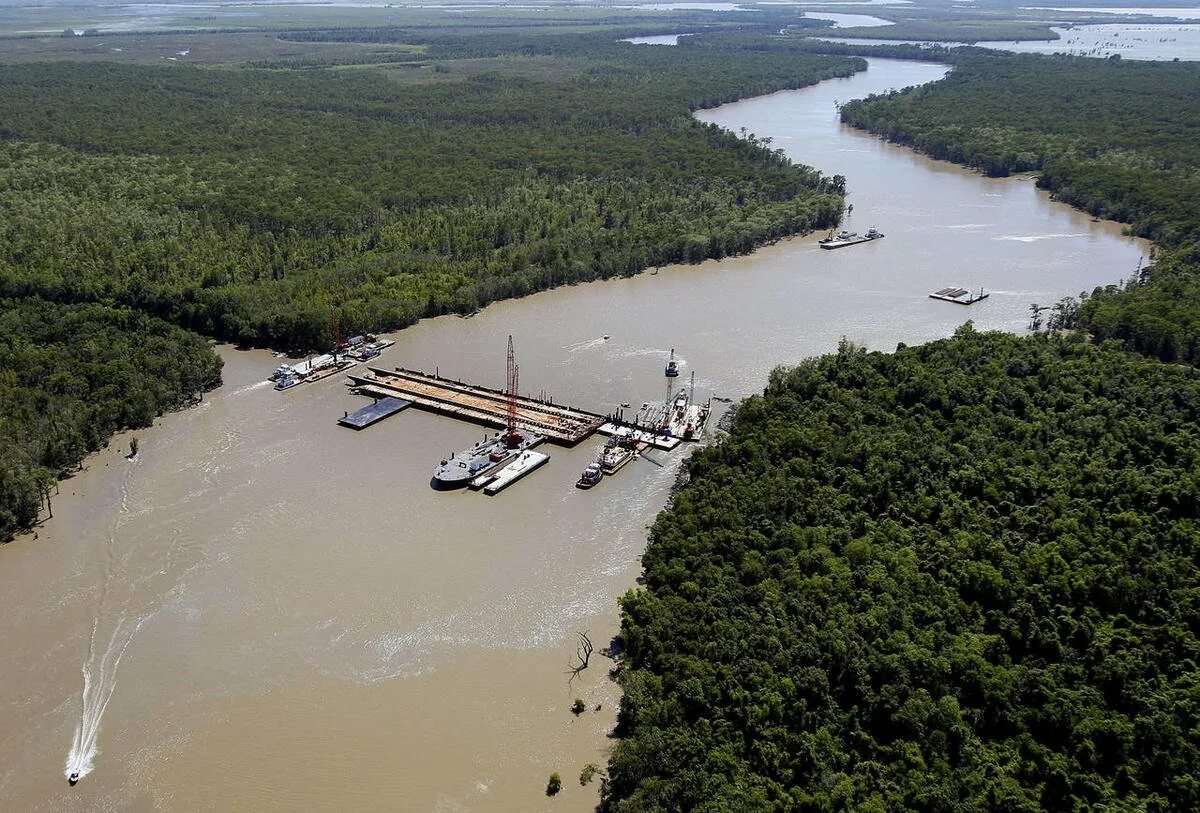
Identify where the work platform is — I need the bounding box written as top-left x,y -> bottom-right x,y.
347,367 -> 605,445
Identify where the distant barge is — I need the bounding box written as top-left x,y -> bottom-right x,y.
930,287 -> 989,305
272,336 -> 393,391
820,227 -> 884,250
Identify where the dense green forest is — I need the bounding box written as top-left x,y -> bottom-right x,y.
605,329 -> 1200,811
0,299 -> 222,537
604,47 -> 1200,811
840,52 -> 1200,363
0,39 -> 858,350
0,32 -> 861,539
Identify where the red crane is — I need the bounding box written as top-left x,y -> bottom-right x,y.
331,313 -> 344,353
505,334 -> 522,446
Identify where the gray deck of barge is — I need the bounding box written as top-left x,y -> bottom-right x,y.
338,396 -> 411,429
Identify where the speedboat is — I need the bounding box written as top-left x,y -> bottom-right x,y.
68,773 -> 79,786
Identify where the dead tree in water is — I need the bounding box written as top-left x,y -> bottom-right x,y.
566,631 -> 594,685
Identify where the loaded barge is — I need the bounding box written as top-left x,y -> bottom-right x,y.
819,227 -> 884,250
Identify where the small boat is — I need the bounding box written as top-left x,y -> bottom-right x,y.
665,348 -> 679,377
576,463 -> 603,489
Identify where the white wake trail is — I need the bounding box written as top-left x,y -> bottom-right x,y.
65,613 -> 147,781
65,454 -> 147,783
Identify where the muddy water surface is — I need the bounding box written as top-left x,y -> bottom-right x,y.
0,58 -> 1146,811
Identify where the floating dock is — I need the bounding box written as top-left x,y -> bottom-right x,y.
930,287 -> 989,305
483,450 -> 549,495
348,367 -> 605,445
338,396 -> 411,430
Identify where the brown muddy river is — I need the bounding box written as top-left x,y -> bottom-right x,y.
0,58 -> 1146,811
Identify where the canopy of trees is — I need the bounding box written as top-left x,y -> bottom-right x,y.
605,328 -> 1200,811
0,298 -> 222,539
0,40 -> 859,351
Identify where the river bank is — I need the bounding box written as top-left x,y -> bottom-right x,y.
0,57 -> 1146,811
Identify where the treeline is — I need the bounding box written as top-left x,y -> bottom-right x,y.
605,328 -> 1200,811
0,298 -> 222,539
685,28 -> 955,61
0,44 -> 860,346
839,51 -> 1200,363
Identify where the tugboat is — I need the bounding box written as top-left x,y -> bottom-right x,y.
665,348 -> 680,377
576,462 -> 603,489
274,369 -> 305,390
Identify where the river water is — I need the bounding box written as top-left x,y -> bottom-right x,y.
818,24 -> 1200,59
0,58 -> 1145,811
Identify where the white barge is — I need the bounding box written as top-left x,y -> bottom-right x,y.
482,450 -> 550,495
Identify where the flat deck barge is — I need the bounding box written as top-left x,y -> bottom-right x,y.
483,450 -> 549,495
930,287 -> 989,305
349,367 -> 604,445
338,396 -> 411,430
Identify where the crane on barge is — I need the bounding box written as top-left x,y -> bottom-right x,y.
504,334 -> 524,447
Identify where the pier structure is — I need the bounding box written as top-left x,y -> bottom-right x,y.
347,367 -> 605,445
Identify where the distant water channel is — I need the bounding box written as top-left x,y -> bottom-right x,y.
0,58 -> 1145,811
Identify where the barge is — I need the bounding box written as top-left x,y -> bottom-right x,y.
819,227 -> 884,250
930,286 -> 989,305
483,450 -> 549,495
432,431 -> 545,490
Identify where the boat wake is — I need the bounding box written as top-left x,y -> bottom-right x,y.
562,337 -> 608,353
64,454 -> 150,784
65,613 -> 148,783
229,380 -> 272,397
994,232 -> 1089,243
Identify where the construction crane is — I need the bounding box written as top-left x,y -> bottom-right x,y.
504,334 -> 523,447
